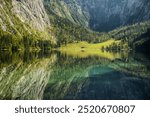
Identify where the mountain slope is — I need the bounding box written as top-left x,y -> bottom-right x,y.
78,0 -> 150,31
45,0 -> 150,32
12,0 -> 50,31
44,0 -> 150,52
107,20 -> 150,53
44,0 -> 88,27
0,0 -> 55,50
0,0 -> 150,51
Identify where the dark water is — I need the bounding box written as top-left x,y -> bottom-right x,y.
0,50 -> 150,100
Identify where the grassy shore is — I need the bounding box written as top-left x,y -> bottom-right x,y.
59,39 -> 128,60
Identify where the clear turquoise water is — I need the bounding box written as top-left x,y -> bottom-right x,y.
0,51 -> 150,100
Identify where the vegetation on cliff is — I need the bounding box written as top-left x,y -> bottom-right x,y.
0,0 -> 150,53
0,0 -> 55,51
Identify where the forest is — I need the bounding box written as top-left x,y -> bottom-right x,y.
0,0 -> 150,54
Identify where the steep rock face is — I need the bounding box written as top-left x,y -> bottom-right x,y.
0,0 -> 50,32
45,0 -> 150,32
0,0 -> 14,32
12,0 -> 50,31
44,0 -> 89,27
0,0 -> 55,46
77,0 -> 150,31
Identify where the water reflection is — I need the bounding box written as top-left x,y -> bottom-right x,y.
0,51 -> 56,99
59,48 -> 128,60
67,66 -> 150,100
44,51 -> 150,100
0,50 -> 150,100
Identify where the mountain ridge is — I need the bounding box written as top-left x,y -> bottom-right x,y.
0,0 -> 150,51
45,0 -> 150,32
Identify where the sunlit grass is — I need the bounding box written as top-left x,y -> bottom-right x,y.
59,39 -> 126,60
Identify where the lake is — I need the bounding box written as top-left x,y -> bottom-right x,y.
0,50 -> 150,100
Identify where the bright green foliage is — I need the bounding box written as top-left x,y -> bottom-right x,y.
109,20 -> 150,47
0,0 -> 54,51
47,12 -> 111,46
0,0 -> 150,51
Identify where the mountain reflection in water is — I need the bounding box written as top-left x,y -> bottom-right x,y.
0,50 -> 150,100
